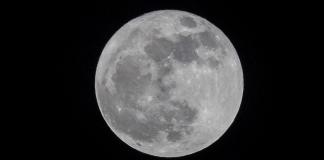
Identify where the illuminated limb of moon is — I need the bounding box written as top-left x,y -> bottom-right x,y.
95,10 -> 243,157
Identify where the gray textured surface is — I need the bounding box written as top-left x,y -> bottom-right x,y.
107,53 -> 199,143
179,16 -> 197,28
95,10 -> 243,157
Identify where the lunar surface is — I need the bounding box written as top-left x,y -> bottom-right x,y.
95,10 -> 243,157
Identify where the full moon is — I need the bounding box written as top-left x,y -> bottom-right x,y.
95,10 -> 243,157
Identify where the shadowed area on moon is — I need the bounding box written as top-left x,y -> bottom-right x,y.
179,16 -> 197,28
106,53 -> 200,143
95,11 -> 240,157
144,34 -> 201,64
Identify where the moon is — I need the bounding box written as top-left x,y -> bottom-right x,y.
95,10 -> 243,157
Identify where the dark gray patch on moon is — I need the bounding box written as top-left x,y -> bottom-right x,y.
166,130 -> 182,142
207,57 -> 221,69
144,37 -> 174,62
198,31 -> 219,49
106,53 -> 199,144
172,35 -> 200,64
144,34 -> 200,64
170,100 -> 198,124
154,100 -> 198,142
115,109 -> 162,143
111,55 -> 152,107
179,16 -> 197,28
155,60 -> 175,102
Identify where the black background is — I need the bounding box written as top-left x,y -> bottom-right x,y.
56,0 -> 305,159
4,0 -> 317,158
